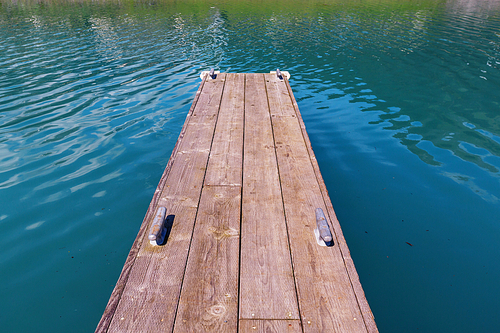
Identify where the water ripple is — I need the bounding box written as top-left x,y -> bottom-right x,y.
2,1 -> 500,332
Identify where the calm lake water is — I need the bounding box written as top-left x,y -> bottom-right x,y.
1,0 -> 500,332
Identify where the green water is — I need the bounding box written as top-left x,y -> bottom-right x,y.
1,0 -> 500,332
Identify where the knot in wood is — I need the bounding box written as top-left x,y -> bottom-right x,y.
208,226 -> 239,240
209,304 -> 226,316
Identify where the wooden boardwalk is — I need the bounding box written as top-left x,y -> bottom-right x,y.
96,72 -> 378,333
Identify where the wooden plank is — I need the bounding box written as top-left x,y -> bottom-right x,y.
266,75 -> 370,332
173,186 -> 241,332
159,123 -> 216,207
104,74 -> 226,333
204,73 -> 245,186
283,79 -> 379,333
239,319 -> 302,332
95,75 -> 208,333
172,73 -> 244,332
272,116 -> 367,332
265,73 -> 296,118
239,73 -> 299,320
189,74 -> 227,125
106,205 -> 198,332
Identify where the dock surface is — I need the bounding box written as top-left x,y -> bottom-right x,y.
96,73 -> 378,333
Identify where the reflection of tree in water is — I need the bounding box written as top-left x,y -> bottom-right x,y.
343,1 -> 500,175
3,0 -> 500,176
371,103 -> 500,173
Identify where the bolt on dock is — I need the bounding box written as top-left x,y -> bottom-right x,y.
96,72 -> 378,333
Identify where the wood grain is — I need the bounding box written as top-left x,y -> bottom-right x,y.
189,74 -> 227,125
272,116 -> 367,332
106,205 -> 198,332
239,73 -> 299,320
267,74 -> 372,331
95,75 -> 208,333
104,74 -> 226,333
283,78 -> 379,333
204,73 -> 244,186
173,186 -> 241,333
265,73 -> 296,118
172,74 -> 244,332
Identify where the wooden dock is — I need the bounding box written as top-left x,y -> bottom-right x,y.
96,72 -> 378,333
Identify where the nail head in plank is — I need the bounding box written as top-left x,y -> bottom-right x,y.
239,319 -> 302,332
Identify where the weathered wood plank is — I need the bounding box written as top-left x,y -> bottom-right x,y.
104,74 -> 226,333
283,79 -> 379,333
190,74 -> 227,125
173,186 -> 241,332
239,73 -> 299,320
272,115 -> 367,332
107,205 -> 198,332
95,75 -> 209,333
267,72 -> 372,331
204,73 -> 245,186
265,73 -> 296,118
159,123 -> 215,208
239,319 -> 302,332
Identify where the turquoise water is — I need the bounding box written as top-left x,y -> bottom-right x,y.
1,0 -> 500,332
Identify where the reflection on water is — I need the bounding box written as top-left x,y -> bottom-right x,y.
355,3 -> 500,182
1,1 -> 500,332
